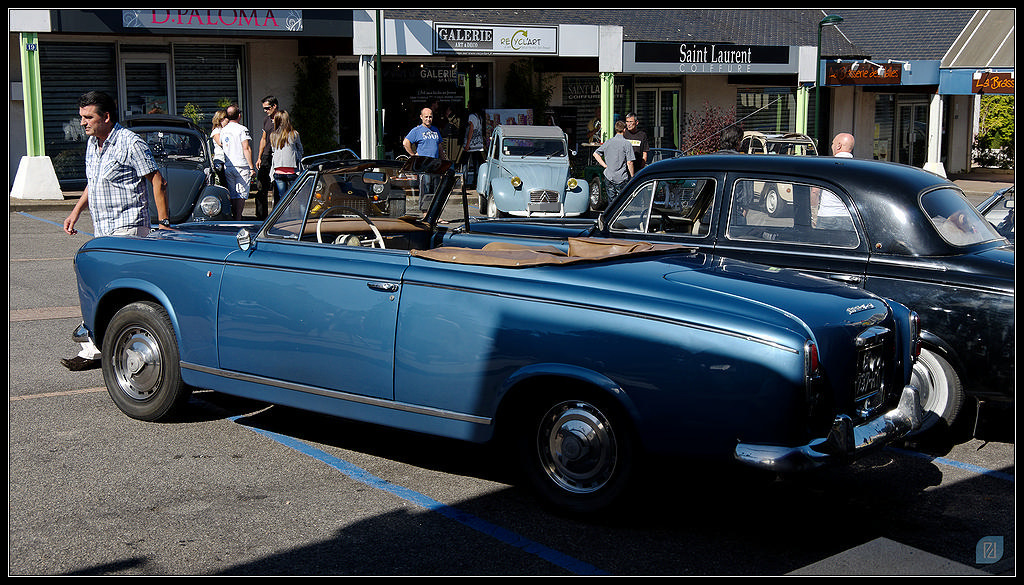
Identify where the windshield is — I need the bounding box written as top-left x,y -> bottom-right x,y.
133,130 -> 205,163
501,138 -> 566,158
261,158 -> 462,245
921,188 -> 1002,246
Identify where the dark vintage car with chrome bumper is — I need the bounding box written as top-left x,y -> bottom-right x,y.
123,114 -> 232,224
71,156 -> 922,513
458,155 -> 1013,437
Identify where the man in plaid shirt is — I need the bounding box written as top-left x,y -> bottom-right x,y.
61,90 -> 170,371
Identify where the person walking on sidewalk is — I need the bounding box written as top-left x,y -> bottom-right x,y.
61,90 -> 170,371
220,104 -> 255,220
254,95 -> 278,220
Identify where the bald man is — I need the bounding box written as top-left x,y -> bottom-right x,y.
831,132 -> 855,158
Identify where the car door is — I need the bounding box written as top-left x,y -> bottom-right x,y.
710,173 -> 871,287
216,175 -> 405,400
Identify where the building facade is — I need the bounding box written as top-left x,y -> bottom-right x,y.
9,9 -> 1014,194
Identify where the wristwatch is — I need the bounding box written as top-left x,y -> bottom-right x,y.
159,219 -> 171,227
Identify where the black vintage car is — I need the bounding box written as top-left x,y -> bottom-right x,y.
461,155 -> 1014,435
123,115 -> 232,224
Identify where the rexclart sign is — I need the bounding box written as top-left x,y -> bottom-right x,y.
435,23 -> 557,55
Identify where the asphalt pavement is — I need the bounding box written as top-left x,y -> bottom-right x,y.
8,165 -> 1011,577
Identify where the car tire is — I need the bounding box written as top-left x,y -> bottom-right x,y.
763,184 -> 784,217
516,393 -> 635,515
102,301 -> 191,422
909,348 -> 964,435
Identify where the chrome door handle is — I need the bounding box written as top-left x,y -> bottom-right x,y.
367,282 -> 400,293
828,273 -> 861,284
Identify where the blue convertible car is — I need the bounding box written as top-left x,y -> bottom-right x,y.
72,155 -> 923,513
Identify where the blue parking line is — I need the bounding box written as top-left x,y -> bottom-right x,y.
888,447 -> 1015,483
16,211 -> 94,237
230,416 -> 609,576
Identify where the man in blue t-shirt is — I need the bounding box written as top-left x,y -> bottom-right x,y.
403,107 -> 445,159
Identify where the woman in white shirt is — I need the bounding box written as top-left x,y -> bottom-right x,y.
270,110 -> 303,206
210,109 -> 228,186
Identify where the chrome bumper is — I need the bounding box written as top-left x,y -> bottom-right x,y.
734,385 -> 922,472
72,322 -> 92,343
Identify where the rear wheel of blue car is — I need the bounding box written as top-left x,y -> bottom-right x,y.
518,394 -> 635,514
102,301 -> 191,421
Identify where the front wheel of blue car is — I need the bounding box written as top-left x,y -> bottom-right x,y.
102,301 -> 191,422
518,395 -> 635,515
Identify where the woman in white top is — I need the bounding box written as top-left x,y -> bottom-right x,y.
210,109 -> 228,186
270,110 -> 303,205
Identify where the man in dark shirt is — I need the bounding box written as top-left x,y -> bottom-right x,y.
623,113 -> 649,172
254,95 -> 278,220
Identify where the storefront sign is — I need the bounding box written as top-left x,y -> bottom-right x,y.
122,10 -> 302,32
825,62 -> 902,85
435,23 -> 557,55
628,42 -> 791,74
972,71 -> 1014,94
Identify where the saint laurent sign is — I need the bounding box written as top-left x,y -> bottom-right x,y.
628,42 -> 792,74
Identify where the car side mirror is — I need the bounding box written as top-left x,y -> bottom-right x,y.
236,228 -> 254,251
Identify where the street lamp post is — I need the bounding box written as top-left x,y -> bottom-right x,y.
815,14 -> 844,147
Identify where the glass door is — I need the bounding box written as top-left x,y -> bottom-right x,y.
120,57 -> 172,120
636,87 -> 681,151
896,99 -> 929,168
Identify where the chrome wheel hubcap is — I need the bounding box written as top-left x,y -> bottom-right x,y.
112,327 -> 163,401
538,401 -> 617,494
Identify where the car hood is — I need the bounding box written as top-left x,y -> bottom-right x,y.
498,159 -> 569,190
502,251 -> 897,352
661,255 -> 892,334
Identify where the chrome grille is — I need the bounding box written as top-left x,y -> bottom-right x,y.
529,189 -> 559,204
853,326 -> 891,417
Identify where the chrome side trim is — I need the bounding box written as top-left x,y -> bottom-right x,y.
734,385 -> 922,472
181,361 -> 492,426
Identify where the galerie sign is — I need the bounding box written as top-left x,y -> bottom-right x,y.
123,10 -> 303,32
435,23 -> 557,55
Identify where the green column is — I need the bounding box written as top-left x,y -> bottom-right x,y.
600,72 -> 614,142
20,33 -> 45,157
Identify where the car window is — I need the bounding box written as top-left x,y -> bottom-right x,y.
264,175 -> 313,240
135,130 -> 204,161
501,138 -> 566,158
921,188 -> 1002,246
727,179 -> 859,248
608,177 -> 716,237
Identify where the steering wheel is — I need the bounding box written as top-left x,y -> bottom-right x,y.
316,205 -> 386,249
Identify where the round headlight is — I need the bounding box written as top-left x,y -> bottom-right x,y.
510,176 -> 522,188
567,178 -> 578,190
198,195 -> 222,218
